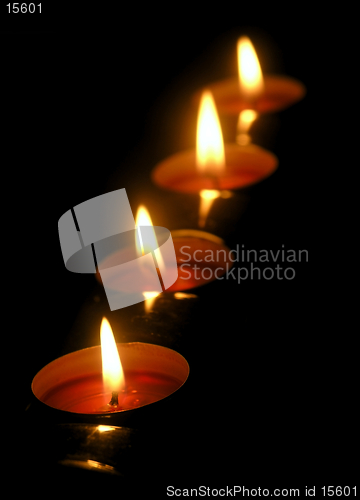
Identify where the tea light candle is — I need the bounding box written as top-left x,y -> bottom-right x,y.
31,318 -> 189,422
152,90 -> 278,193
167,229 -> 233,292
95,206 -> 177,301
152,142 -> 278,193
193,37 -> 306,115
95,206 -> 232,293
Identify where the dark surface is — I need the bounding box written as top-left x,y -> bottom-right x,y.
2,7 -> 351,496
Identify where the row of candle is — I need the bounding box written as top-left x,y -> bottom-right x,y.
31,35 -> 305,424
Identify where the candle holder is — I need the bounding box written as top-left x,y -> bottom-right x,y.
30,342 -> 189,427
167,229 -> 233,292
151,143 -> 278,193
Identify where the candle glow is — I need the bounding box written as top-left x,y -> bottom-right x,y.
199,189 -> 221,228
196,91 -> 225,225
142,290 -> 160,313
237,109 -> 259,145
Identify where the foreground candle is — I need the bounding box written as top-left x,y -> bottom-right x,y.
194,36 -> 306,114
32,320 -> 189,416
152,90 -> 278,193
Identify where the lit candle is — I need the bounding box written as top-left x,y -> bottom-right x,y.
195,36 -> 306,115
151,90 -> 278,195
167,229 -> 233,292
96,205 -> 232,294
95,205 -> 176,300
93,206 -> 178,310
31,318 -> 189,420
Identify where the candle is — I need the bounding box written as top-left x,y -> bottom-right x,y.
31,318 -> 189,420
95,206 -> 176,299
194,36 -> 306,115
92,206 -> 179,310
151,90 -> 278,194
167,229 -> 232,292
58,189 -> 178,312
95,206 -> 233,293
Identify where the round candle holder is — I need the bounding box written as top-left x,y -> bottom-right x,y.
168,229 -> 233,292
151,143 -> 278,193
31,342 -> 189,426
194,75 -> 306,114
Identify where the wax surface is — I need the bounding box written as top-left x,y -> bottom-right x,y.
41,370 -> 182,414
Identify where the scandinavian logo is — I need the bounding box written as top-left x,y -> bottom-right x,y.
58,188 -> 178,310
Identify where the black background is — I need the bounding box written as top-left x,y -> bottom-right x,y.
2,3 -> 352,495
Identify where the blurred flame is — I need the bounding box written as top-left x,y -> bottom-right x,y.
236,109 -> 258,145
143,290 -> 160,313
198,189 -> 220,228
237,37 -> 264,100
196,91 -> 225,175
100,317 -> 125,393
135,206 -> 164,305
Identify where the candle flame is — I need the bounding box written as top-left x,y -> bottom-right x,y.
97,425 -> 116,433
237,37 -> 264,100
100,317 -> 125,393
135,205 -> 165,269
196,91 -> 225,175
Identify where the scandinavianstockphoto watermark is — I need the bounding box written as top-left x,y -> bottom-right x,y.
179,244 -> 308,283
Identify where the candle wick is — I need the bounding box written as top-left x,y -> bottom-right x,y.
108,391 -> 119,406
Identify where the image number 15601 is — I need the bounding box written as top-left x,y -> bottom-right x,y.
6,3 -> 41,13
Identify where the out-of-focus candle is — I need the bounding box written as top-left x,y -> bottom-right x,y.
32,319 -> 189,416
96,206 -> 233,293
194,36 -> 306,114
152,90 -> 278,194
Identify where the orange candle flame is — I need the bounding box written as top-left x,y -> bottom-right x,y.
237,37 -> 264,101
196,91 -> 225,226
100,317 -> 125,393
142,290 -> 160,313
135,205 -> 163,307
